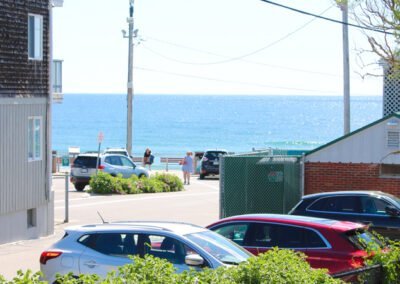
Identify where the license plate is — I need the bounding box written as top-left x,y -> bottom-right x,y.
81,169 -> 88,173
213,161 -> 219,165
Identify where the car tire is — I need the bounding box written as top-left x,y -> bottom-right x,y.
200,174 -> 205,180
138,174 -> 146,178
74,183 -> 86,191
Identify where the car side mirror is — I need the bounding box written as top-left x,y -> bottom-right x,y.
385,206 -> 400,217
185,254 -> 204,266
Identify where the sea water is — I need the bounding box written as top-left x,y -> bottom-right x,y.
53,94 -> 382,159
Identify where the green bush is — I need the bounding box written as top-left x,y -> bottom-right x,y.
364,235 -> 400,284
153,173 -> 184,192
89,172 -> 115,194
89,172 -> 183,195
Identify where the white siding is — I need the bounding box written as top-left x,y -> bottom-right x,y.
306,117 -> 400,164
0,98 -> 47,216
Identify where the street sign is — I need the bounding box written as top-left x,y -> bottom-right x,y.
97,131 -> 104,143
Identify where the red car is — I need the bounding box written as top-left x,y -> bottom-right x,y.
207,214 -> 381,275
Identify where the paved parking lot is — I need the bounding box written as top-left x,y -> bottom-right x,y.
0,171 -> 220,280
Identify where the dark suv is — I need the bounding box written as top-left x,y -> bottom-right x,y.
289,191 -> 400,240
199,150 -> 227,179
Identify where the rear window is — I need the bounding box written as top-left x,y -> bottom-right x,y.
205,151 -> 227,160
346,229 -> 383,250
73,156 -> 98,168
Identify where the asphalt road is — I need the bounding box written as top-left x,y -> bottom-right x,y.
0,171 -> 220,280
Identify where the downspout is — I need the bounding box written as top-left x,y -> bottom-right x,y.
300,154 -> 305,197
46,0 -> 53,202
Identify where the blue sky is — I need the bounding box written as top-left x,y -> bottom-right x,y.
52,0 -> 383,96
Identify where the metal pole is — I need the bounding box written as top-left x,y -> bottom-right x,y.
126,0 -> 134,156
341,3 -> 351,135
64,173 -> 69,223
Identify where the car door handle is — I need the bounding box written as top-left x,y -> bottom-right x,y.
83,260 -> 99,268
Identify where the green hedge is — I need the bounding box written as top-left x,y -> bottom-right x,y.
0,249 -> 343,284
89,172 -> 183,194
364,236 -> 400,284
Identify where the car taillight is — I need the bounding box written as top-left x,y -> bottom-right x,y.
349,251 -> 366,268
98,165 -> 105,170
40,251 -> 62,264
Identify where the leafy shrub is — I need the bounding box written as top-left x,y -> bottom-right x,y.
0,270 -> 44,284
364,235 -> 400,284
89,172 -> 114,194
89,172 -> 183,195
113,174 -> 131,194
135,178 -> 165,193
153,173 -> 184,192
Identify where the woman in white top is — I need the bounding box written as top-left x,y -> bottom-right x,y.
181,151 -> 193,185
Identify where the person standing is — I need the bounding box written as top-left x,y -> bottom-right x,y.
143,148 -> 153,170
180,151 -> 193,185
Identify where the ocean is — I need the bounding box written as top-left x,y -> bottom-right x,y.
53,94 -> 382,161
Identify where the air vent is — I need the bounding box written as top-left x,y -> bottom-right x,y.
387,131 -> 400,148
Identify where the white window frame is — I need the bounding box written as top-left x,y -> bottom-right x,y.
28,14 -> 43,60
28,116 -> 42,161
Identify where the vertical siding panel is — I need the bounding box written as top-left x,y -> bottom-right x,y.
0,99 -> 47,216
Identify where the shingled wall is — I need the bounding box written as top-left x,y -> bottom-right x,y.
0,0 -> 49,98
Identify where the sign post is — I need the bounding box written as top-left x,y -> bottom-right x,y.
96,132 -> 104,175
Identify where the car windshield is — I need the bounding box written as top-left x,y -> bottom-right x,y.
185,231 -> 252,265
346,229 -> 384,250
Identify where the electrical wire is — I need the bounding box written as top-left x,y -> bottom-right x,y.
144,36 -> 339,77
260,0 -> 395,35
139,5 -> 335,66
134,66 -> 338,94
139,5 -> 333,65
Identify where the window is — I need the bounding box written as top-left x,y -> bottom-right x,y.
120,156 -> 134,167
28,117 -> 42,161
213,223 -> 249,246
361,197 -> 391,215
28,14 -> 43,60
238,223 -> 326,249
380,164 -> 400,177
308,196 -> 361,213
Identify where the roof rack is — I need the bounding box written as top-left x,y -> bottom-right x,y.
111,220 -> 203,230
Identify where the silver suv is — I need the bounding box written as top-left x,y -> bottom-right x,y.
70,153 -> 149,191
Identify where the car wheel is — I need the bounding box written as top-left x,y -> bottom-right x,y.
74,183 -> 86,191
138,174 -> 146,178
200,174 -> 205,180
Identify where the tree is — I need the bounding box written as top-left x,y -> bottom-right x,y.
338,0 -> 400,75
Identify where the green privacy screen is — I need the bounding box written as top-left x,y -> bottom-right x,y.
220,152 -> 303,218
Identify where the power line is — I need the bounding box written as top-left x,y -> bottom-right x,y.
260,0 -> 395,35
134,66 -> 338,94
144,36 -> 339,78
140,5 -> 335,66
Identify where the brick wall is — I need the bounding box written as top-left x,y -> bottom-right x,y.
0,0 -> 49,97
305,162 -> 400,197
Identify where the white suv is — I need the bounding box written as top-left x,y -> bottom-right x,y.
40,221 -> 252,283
70,153 -> 149,191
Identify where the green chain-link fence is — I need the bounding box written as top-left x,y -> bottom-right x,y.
220,150 -> 305,218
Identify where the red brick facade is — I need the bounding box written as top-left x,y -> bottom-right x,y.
305,162 -> 400,197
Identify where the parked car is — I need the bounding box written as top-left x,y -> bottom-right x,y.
207,214 -> 383,275
289,191 -> 400,240
70,153 -> 149,191
199,150 -> 228,179
103,147 -> 130,157
40,221 -> 252,283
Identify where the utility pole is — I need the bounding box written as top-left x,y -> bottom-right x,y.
340,2 -> 351,135
126,0 -> 134,155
